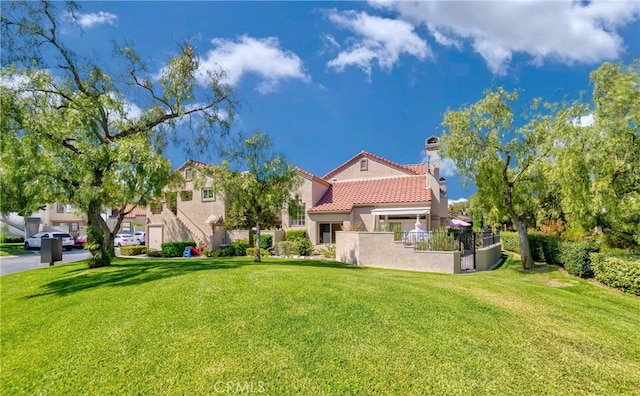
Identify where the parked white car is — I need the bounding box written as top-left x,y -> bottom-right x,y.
134,231 -> 146,245
25,232 -> 74,251
114,234 -> 139,247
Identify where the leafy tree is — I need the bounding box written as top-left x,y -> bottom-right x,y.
448,199 -> 470,215
210,132 -> 302,262
440,87 -> 582,269
0,85 -> 50,218
1,1 -> 235,267
554,62 -> 640,249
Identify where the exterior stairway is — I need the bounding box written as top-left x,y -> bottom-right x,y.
174,209 -> 210,250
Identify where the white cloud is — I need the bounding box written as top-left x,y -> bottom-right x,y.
575,113 -> 595,127
74,11 -> 117,28
371,0 -> 640,75
439,157 -> 458,177
448,197 -> 468,205
326,10 -> 430,78
197,35 -> 310,94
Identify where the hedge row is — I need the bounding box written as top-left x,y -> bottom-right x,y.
119,246 -> 148,256
285,230 -> 307,241
591,254 -> 640,296
559,242 -> 598,278
161,241 -> 196,257
501,231 -> 562,264
272,238 -> 313,257
246,247 -> 271,257
502,231 -> 597,277
502,231 -> 640,294
0,236 -> 25,243
206,239 -> 249,258
253,234 -> 273,249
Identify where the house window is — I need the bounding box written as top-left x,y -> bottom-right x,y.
360,159 -> 368,171
185,168 -> 193,180
56,204 -> 74,213
290,201 -> 305,226
70,223 -> 79,232
180,191 -> 193,202
202,188 -> 215,201
319,222 -> 342,244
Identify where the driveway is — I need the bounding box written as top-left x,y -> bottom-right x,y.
0,249 -> 92,276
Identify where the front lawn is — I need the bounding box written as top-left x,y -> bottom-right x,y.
0,243 -> 32,257
1,254 -> 639,395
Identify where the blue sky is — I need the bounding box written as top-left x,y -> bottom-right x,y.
57,1 -> 640,202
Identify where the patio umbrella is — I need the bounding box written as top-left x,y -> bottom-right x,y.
446,218 -> 471,227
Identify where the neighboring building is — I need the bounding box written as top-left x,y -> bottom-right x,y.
41,203 -> 87,236
8,204 -> 147,239
146,160 -> 226,251
149,137 -> 449,249
108,205 -> 148,234
284,136 -> 448,245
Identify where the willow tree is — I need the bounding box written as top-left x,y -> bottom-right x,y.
210,132 -> 302,262
554,62 -> 640,248
1,1 -> 235,267
440,88 -> 583,269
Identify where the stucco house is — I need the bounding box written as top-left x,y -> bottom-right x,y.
146,137 -> 449,250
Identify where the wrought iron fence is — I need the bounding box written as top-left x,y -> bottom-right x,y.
396,229 -> 501,252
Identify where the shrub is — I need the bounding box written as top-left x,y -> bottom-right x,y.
0,235 -> 24,243
295,237 -> 313,256
319,244 -> 336,259
119,246 -> 147,256
286,229 -> 307,241
253,234 -> 273,249
540,219 -> 565,236
161,241 -> 196,257
147,249 -> 162,257
246,247 -> 271,257
501,231 -> 562,264
529,232 -> 562,264
206,247 -> 233,258
273,241 -> 298,257
501,231 -> 520,253
559,242 -> 598,278
229,239 -> 249,256
591,253 -> 640,296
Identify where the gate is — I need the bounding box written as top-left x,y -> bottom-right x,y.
458,229 -> 475,271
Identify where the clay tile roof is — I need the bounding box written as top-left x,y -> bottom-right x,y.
402,163 -> 427,175
308,175 -> 432,213
322,150 -> 418,180
296,167 -> 331,186
177,159 -> 208,171
111,205 -> 147,218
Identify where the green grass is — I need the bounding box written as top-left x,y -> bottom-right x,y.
0,243 -> 33,256
1,254 -> 639,395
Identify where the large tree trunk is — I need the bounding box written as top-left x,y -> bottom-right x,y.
515,218 -> 535,269
254,221 -> 261,263
86,200 -> 111,268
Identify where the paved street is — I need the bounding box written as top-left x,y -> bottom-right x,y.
0,249 -> 92,276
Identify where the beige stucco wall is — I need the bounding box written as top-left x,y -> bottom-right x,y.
336,231 -> 461,274
330,157 -> 413,181
475,244 -> 503,271
177,179 -> 226,226
43,204 -> 87,232
352,206 -> 375,230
